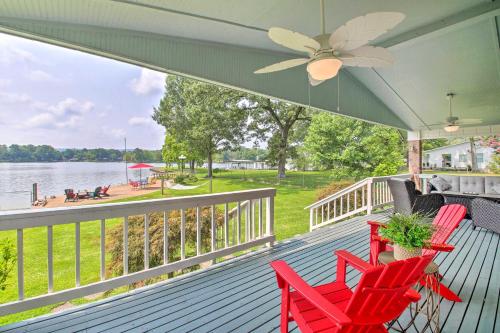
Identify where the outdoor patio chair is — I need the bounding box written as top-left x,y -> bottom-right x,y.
271,250 -> 432,333
99,185 -> 111,197
88,186 -> 102,199
387,178 -> 444,216
368,204 -> 467,302
129,180 -> 140,190
64,189 -> 78,202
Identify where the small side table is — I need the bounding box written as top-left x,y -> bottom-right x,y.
378,251 -> 440,333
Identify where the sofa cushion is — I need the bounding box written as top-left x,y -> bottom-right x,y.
460,176 -> 485,194
429,177 -> 452,192
438,175 -> 460,192
484,176 -> 500,194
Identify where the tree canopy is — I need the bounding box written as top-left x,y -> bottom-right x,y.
304,113 -> 405,179
153,76 -> 248,177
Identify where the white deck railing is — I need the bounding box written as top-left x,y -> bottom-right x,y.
306,174 -> 410,231
0,188 -> 275,316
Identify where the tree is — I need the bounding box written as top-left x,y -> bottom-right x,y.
239,97 -> 312,178
304,113 -> 405,179
423,138 -> 448,151
153,76 -> 247,177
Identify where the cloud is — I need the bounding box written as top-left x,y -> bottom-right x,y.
27,70 -> 57,82
129,68 -> 166,95
0,91 -> 32,104
0,37 -> 38,65
128,116 -> 154,126
110,128 -> 126,138
0,79 -> 11,88
24,98 -> 93,129
47,98 -> 94,116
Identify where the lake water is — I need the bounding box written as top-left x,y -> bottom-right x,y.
0,162 -> 165,199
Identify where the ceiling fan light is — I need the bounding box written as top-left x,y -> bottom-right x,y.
307,57 -> 342,81
444,124 -> 460,132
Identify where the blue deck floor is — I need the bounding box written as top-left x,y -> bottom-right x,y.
1,212 -> 498,332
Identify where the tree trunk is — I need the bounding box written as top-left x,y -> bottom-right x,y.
277,130 -> 288,179
189,160 -> 195,174
207,151 -> 213,178
470,137 -> 478,172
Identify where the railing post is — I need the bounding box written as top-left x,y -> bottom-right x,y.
266,196 -> 274,247
366,179 -> 373,215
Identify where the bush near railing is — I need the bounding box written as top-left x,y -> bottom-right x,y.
315,180 -> 354,201
106,208 -> 224,285
0,240 -> 16,291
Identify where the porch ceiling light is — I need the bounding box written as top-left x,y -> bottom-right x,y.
443,124 -> 459,132
306,57 -> 342,81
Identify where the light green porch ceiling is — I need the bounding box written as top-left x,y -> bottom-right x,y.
0,0 -> 499,132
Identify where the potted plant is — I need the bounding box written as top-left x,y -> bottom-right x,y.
379,213 -> 435,260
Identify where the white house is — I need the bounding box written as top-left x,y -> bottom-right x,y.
423,141 -> 494,171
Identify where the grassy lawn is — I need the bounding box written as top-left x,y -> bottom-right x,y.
0,169 -> 340,325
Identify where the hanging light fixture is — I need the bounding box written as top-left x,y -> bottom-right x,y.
306,55 -> 343,81
443,93 -> 459,132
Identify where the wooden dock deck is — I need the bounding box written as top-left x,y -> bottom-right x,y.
1,212 -> 498,332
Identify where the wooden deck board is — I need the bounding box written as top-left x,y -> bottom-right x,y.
0,212 -> 498,333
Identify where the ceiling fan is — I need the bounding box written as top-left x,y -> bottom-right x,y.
254,0 -> 405,86
438,93 -> 482,132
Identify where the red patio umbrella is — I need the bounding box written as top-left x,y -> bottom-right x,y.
128,163 -> 153,181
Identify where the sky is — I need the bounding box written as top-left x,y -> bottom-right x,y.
0,33 -> 166,150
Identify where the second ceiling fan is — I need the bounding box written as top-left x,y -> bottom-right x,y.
255,0 -> 405,86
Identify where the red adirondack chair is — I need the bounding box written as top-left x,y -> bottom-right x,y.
271,250 -> 432,333
368,204 -> 467,302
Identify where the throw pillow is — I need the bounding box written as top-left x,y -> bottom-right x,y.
429,177 -> 452,192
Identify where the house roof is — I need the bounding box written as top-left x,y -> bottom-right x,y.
0,1 -> 499,136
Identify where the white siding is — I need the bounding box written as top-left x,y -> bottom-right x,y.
424,142 -> 494,170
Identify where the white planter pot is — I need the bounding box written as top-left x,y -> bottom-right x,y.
393,245 -> 422,260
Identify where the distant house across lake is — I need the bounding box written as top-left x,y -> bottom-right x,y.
423,141 -> 494,171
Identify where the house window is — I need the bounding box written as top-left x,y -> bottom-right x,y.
459,154 -> 467,162
476,153 -> 484,163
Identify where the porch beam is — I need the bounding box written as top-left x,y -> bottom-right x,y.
378,1 -> 500,49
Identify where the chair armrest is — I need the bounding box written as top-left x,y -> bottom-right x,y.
404,289 -> 421,302
336,250 -> 374,283
271,261 -> 351,327
425,242 -> 454,252
367,220 -> 386,227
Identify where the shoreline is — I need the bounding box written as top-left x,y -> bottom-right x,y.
39,180 -> 162,208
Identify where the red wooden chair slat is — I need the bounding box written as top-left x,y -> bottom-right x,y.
271,250 -> 432,333
368,204 -> 467,302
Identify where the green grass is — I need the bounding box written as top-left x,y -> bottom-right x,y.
0,169 -> 339,325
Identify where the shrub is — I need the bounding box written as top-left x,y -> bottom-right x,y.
174,174 -> 198,184
0,240 -> 16,291
315,180 -> 354,201
379,213 -> 434,249
106,208 -> 224,284
488,154 -> 500,174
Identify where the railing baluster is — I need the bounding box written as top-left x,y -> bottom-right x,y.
237,201 -> 241,244
196,206 -> 201,256
75,222 -> 80,287
321,204 -> 324,223
334,199 -> 337,219
327,202 -> 330,221
181,209 -> 186,260
144,214 -> 149,270
47,226 -> 53,292
347,193 -> 350,212
211,205 -> 216,252
17,229 -> 23,300
123,216 -> 128,275
258,198 -> 263,237
362,186 -> 365,207
163,211 -> 169,264
354,190 -> 357,210
224,203 -> 229,247
340,196 -> 343,215
100,219 -> 105,281
266,196 -> 274,246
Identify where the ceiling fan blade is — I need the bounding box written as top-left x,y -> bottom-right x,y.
458,118 -> 482,125
339,46 -> 394,67
254,58 -> 309,74
268,27 -> 320,54
329,12 -> 405,51
308,74 -> 325,86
